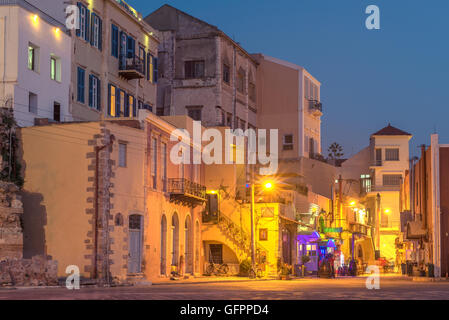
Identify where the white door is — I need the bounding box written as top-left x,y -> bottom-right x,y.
128,215 -> 142,274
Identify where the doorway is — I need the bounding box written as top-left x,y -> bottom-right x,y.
128,214 -> 143,274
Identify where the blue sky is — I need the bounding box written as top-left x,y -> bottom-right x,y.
128,0 -> 449,158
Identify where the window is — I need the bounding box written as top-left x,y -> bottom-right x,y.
259,229 -> 268,241
187,106 -> 202,121
111,24 -> 119,58
76,3 -> 89,42
223,64 -> 230,84
147,53 -> 153,82
360,174 -> 372,193
53,102 -> 61,122
128,94 -> 136,117
156,107 -> 164,116
138,46 -> 146,76
185,60 -> 204,79
161,143 -> 167,192
89,74 -> 101,110
385,148 -> 399,161
119,90 -> 125,117
50,55 -> 61,82
77,67 -> 85,103
283,134 -> 294,150
383,174 -> 402,186
28,92 -> 38,114
108,84 -> 116,117
209,244 -> 223,264
249,83 -> 256,102
151,137 -> 157,189
90,13 -> 102,50
153,56 -> 158,83
28,43 -> 39,72
118,142 -> 127,167
375,148 -> 382,165
237,70 -> 245,93
126,36 -> 135,59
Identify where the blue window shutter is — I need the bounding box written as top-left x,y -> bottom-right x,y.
115,89 -> 121,117
85,8 -> 90,42
97,78 -> 101,110
88,75 -> 93,107
132,96 -> 137,117
124,93 -> 129,117
111,25 -> 118,57
77,68 -> 81,102
98,18 -> 102,51
147,53 -> 150,81
76,3 -> 81,37
153,57 -> 158,84
90,13 -> 95,45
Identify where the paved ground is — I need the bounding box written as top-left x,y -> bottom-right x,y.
1,276 -> 449,300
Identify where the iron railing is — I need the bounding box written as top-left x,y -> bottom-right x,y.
119,54 -> 145,75
308,100 -> 323,113
168,178 -> 206,200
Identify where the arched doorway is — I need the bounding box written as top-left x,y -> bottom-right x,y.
128,214 -> 143,274
160,215 -> 167,275
195,220 -> 200,274
171,213 -> 179,268
185,216 -> 193,274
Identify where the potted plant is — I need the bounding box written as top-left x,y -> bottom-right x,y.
278,263 -> 292,280
301,255 -> 311,277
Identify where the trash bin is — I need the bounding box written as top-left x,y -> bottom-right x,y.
406,262 -> 413,276
427,264 -> 435,278
401,263 -> 406,275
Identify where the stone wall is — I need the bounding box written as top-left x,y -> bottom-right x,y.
0,181 -> 23,259
0,181 -> 58,286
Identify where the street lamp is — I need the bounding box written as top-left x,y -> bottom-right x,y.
247,180 -> 275,275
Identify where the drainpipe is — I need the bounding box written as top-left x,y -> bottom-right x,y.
421,145 -> 427,229
93,133 -> 115,281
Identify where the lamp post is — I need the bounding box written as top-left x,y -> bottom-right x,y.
248,181 -> 274,272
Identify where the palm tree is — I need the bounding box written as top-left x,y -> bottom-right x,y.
328,142 -> 344,160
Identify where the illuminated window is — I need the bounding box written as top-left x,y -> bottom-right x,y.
128,94 -> 135,117
28,43 -> 39,72
108,84 -> 116,117
50,57 -> 57,80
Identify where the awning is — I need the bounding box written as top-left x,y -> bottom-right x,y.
406,221 -> 427,239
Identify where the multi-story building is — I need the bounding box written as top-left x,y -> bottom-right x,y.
400,134 -> 449,278
19,111 -> 207,283
253,54 -> 323,159
0,0 -> 72,126
339,124 -> 412,264
68,0 -> 159,122
144,4 -> 258,130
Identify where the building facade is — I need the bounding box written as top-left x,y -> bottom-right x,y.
0,0 -> 72,126
401,134 -> 449,278
68,0 -> 159,122
145,5 -> 258,130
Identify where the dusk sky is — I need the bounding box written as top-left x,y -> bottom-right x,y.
128,0 -> 449,158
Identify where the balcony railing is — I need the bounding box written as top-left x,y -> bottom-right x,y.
168,178 -> 206,207
119,54 -> 145,80
308,100 -> 323,115
370,160 -> 383,167
366,185 -> 401,193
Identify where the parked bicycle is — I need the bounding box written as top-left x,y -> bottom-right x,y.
206,262 -> 229,276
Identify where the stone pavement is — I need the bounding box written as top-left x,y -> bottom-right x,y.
2,275 -> 449,300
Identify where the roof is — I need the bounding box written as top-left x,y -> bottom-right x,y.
371,124 -> 412,137
145,4 -> 258,65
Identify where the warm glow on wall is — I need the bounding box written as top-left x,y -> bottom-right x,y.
31,14 -> 39,27
384,208 -> 391,215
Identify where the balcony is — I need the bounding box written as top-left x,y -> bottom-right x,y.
119,55 -> 145,80
168,178 -> 207,207
308,100 -> 323,116
367,185 -> 401,193
370,160 -> 383,167
349,222 -> 369,235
